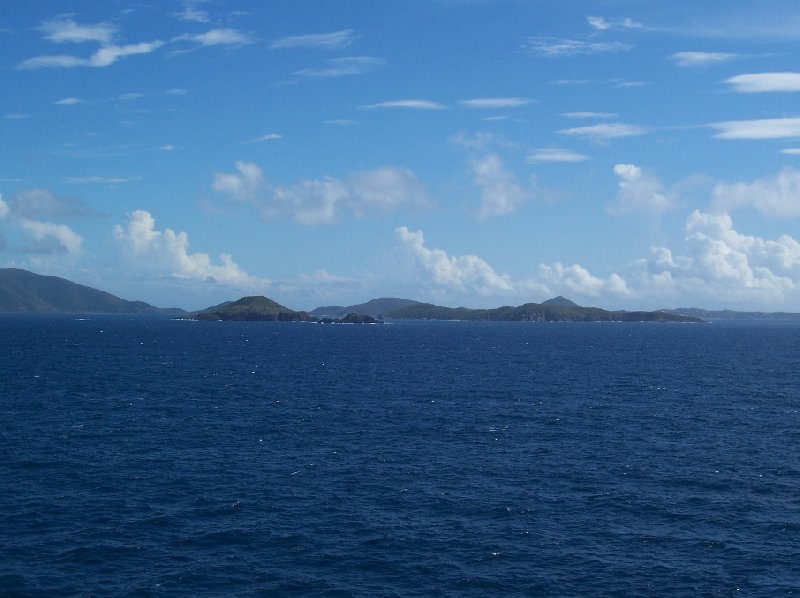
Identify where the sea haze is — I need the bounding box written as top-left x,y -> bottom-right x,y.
1,316 -> 799,595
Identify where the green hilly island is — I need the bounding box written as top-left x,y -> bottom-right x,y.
0,268 -> 183,314
6,267 -> 800,323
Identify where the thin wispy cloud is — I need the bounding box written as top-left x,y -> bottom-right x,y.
711,117 -> 800,139
175,0 -> 211,23
559,123 -> 647,140
527,148 -> 590,163
270,29 -> 356,50
363,99 -> 447,110
294,56 -> 384,78
670,51 -> 739,67
525,37 -> 632,57
175,28 -> 252,46
459,97 -> 532,109
246,133 -> 282,143
53,97 -> 84,106
563,111 -> 616,119
65,176 -> 141,185
725,72 -> 800,93
19,40 -> 165,70
4,113 -> 31,120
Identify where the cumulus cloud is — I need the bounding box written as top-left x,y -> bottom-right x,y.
471,154 -> 528,219
725,72 -> 800,93
711,117 -> 800,140
538,262 -> 629,297
610,164 -> 675,214
636,211 -> 799,299
212,161 -> 267,202
19,220 -> 83,255
212,162 -> 430,224
270,29 -> 356,50
395,227 -> 513,294
559,122 -> 647,140
525,37 -> 632,57
670,51 -> 739,67
114,210 -> 267,289
712,168 -> 800,218
348,166 -> 432,215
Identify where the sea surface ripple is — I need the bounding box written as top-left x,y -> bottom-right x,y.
1,316 -> 798,596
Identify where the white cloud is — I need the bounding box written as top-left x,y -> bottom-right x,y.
670,51 -> 738,67
212,162 -> 429,224
781,148 -> 800,155
460,97 -> 532,109
0,195 -> 9,219
39,18 -> 116,44
19,219 -> 83,255
3,113 -> 30,120
363,99 -> 446,110
587,16 -> 644,31
270,30 -> 356,50
175,0 -> 210,23
525,37 -> 632,57
294,56 -> 384,78
246,133 -> 282,143
711,117 -> 800,140
177,28 -> 252,46
159,144 -> 176,152
610,164 -> 675,214
527,148 -> 589,163
19,40 -> 165,70
64,175 -> 140,185
395,226 -> 513,294
348,167 -> 431,215
212,161 -> 266,202
559,122 -> 647,140
638,211 -> 799,297
471,154 -> 528,219
725,72 -> 800,93
54,97 -> 84,106
271,178 -> 349,225
8,188 -> 100,219
712,167 -> 800,218
114,210 -> 267,289
538,262 -> 629,297
562,111 -> 616,119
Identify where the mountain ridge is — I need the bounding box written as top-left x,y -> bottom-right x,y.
0,268 -> 184,314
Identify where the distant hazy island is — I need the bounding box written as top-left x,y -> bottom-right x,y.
4,267 -> 800,323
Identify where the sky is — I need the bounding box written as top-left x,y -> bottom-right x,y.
3,0 -> 800,311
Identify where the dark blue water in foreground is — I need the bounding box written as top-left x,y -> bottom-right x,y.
1,316 -> 799,596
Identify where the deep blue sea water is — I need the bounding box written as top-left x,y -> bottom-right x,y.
1,315 -> 799,596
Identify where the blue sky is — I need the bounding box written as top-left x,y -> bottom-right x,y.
3,0 -> 800,311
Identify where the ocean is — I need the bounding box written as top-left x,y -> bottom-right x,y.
1,315 -> 798,596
